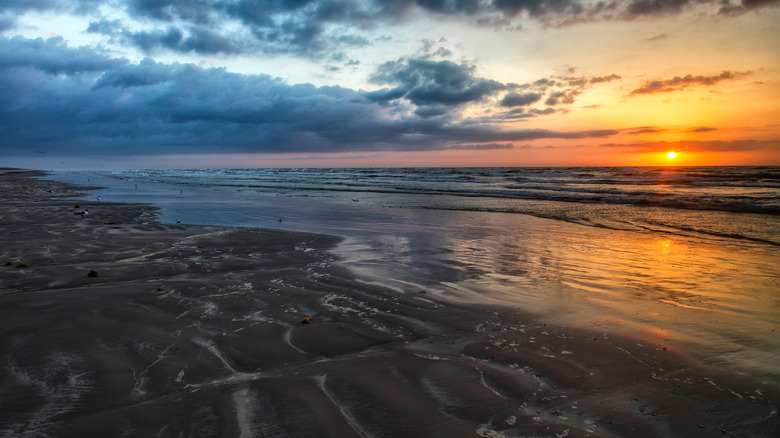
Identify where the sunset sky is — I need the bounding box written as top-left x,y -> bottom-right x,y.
2,0 -> 779,168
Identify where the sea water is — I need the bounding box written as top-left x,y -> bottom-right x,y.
53,167 -> 780,382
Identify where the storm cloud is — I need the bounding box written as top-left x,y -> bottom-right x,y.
88,21 -> 242,55
0,36 -> 126,75
0,36 -> 617,157
370,58 -> 510,107
500,92 -> 543,107
4,0 -> 778,56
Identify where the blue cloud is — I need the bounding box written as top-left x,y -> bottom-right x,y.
500,92 -> 542,107
370,58 -> 509,107
0,36 -> 126,75
5,1 -> 772,57
0,37 -> 619,157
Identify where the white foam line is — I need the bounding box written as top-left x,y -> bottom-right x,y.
116,250 -> 165,263
130,366 -> 147,396
142,344 -> 174,374
183,372 -> 263,392
475,423 -> 512,437
315,375 -> 373,438
283,327 -> 308,355
413,353 -> 447,361
474,367 -> 506,400
173,230 -> 231,247
233,387 -> 256,438
353,278 -> 407,294
614,345 -> 650,368
175,308 -> 194,320
193,338 -> 239,374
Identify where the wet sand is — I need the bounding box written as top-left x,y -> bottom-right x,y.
0,169 -> 777,437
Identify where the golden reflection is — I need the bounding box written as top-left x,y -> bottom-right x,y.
658,238 -> 672,248
646,327 -> 671,340
656,238 -> 674,256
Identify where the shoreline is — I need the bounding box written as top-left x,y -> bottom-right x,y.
1,169 -> 777,437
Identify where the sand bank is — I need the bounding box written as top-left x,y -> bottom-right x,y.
0,169 -> 777,437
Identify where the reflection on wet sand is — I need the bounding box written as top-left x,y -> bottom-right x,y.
411,210 -> 779,383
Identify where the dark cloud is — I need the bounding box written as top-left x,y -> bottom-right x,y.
0,36 -> 616,157
630,71 -> 750,94
646,33 -> 669,41
490,108 -> 537,120
690,126 -> 717,132
88,21 -> 241,55
0,36 -> 126,75
503,72 -> 619,110
470,106 -> 557,122
500,92 -> 542,107
126,0 -> 216,23
545,89 -> 579,105
364,87 -> 407,102
624,126 -> 663,134
718,0 -> 780,16
589,74 -> 621,84
4,0 -> 772,56
600,139 -> 777,152
370,57 -> 510,107
125,27 -> 187,52
223,0 -> 381,55
478,0 -> 584,18
529,107 -> 556,116
459,71 -> 619,122
0,15 -> 17,32
534,78 -> 556,87
445,143 -> 514,150
413,105 -> 451,117
412,0 -> 778,24
91,58 -> 180,89
624,0 -> 690,19
0,0 -> 101,14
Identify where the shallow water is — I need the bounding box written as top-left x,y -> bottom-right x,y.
52,169 -> 780,384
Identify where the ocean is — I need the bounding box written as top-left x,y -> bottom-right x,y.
71,166 -> 780,241
53,166 -> 780,382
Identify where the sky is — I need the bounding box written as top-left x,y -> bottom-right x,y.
1,0 -> 779,168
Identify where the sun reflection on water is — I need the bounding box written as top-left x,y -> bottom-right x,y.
425,209 -> 779,380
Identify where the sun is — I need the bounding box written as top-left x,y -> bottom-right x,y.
667,152 -> 677,160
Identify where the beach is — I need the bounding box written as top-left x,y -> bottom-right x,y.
1,169 -> 778,437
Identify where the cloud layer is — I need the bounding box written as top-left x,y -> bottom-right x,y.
0,35 -> 623,156
3,0 -> 778,57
